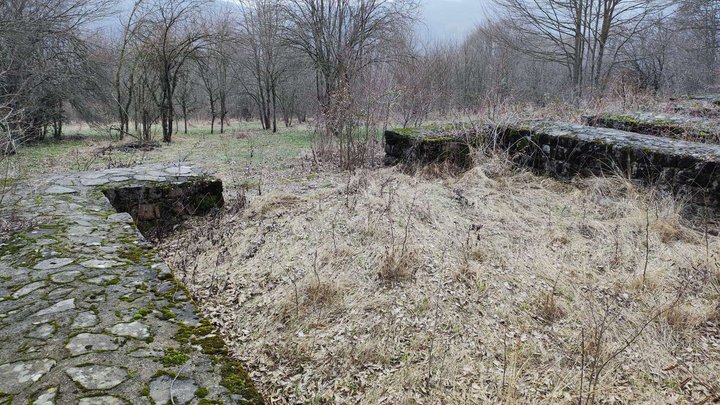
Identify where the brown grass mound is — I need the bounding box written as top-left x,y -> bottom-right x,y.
159,155 -> 720,404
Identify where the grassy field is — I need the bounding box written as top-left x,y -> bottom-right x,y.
2,120 -> 315,178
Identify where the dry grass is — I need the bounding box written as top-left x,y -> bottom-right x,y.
159,153 -> 720,404
533,289 -> 567,324
378,248 -> 419,282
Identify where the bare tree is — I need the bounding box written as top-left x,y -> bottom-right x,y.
395,41 -> 453,127
197,11 -> 233,134
174,64 -> 201,134
0,0 -> 112,149
282,0 -> 416,166
235,0 -> 288,133
133,0 -> 212,142
113,0 -> 146,139
492,0 -> 669,95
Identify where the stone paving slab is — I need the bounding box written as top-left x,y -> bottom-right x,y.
663,95 -> 720,118
584,112 -> 720,143
0,164 -> 262,404
682,94 -> 720,105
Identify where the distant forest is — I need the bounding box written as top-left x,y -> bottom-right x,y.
1,0 -> 718,149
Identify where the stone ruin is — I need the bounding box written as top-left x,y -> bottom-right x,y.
584,112 -> 720,143
498,122 -> 720,206
384,100 -> 720,209
384,124 -> 481,168
0,163 -> 262,404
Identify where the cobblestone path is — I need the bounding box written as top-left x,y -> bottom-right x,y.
0,164 -> 261,404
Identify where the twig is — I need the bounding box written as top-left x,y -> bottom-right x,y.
642,202 -> 650,285
170,360 -> 191,405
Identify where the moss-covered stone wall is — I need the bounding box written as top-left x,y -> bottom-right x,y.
499,121 -> 720,206
102,178 -> 224,239
384,125 -> 481,167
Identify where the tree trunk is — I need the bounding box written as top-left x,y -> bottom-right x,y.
594,1 -> 615,88
182,103 -> 188,134
271,84 -> 277,133
573,0 -> 584,94
220,91 -> 226,134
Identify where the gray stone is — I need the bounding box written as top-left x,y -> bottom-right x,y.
86,275 -> 118,285
45,186 -> 76,194
67,225 -> 96,237
72,311 -> 99,328
83,291 -> 106,303
12,281 -> 46,298
80,177 -> 110,186
499,121 -> 720,207
66,333 -> 121,355
98,245 -> 120,253
152,262 -> 172,278
73,219 -> 95,227
0,164 -> 252,401
70,235 -> 103,246
109,321 -> 149,339
33,298 -> 75,317
165,166 -> 193,175
128,348 -> 162,358
81,171 -> 107,179
46,286 -> 74,300
36,238 -> 55,246
27,323 -> 55,339
107,213 -> 133,223
65,365 -> 127,390
80,259 -> 121,269
0,359 -> 56,393
149,375 -> 197,405
50,270 -> 81,283
33,258 -> 74,270
27,229 -> 55,238
586,112 -> 720,142
135,175 -> 165,181
32,386 -> 58,405
78,396 -> 126,405
384,126 -> 478,167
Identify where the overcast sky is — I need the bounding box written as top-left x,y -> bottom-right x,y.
106,0 -> 491,43
417,0 -> 491,43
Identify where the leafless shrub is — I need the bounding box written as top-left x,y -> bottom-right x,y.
378,246 -> 419,282
377,181 -> 421,283
533,288 -> 566,324
303,280 -> 338,306
72,148 -> 98,171
627,272 -> 660,292
0,211 -> 35,242
577,294 -> 678,404
0,156 -> 14,207
306,249 -> 338,306
344,169 -> 369,195
226,186 -> 247,214
455,228 -> 481,285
